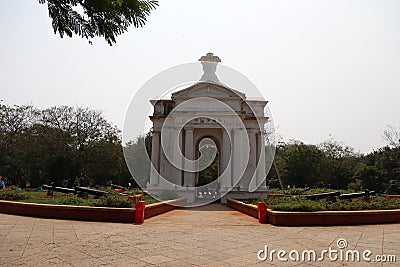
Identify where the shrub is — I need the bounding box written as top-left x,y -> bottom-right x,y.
0,186 -> 28,201
57,194 -> 92,206
347,180 -> 362,191
95,193 -> 132,208
256,197 -> 327,212
141,194 -> 159,205
251,195 -> 400,212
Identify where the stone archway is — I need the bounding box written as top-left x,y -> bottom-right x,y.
147,53 -> 269,205
193,130 -> 222,187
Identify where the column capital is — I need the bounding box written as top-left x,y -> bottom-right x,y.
247,128 -> 258,134
232,128 -> 244,132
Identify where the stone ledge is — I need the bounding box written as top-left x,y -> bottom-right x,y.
227,198 -> 258,218
145,198 -> 187,219
227,198 -> 400,226
0,198 -> 187,223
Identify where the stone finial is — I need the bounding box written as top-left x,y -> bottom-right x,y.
198,52 -> 221,63
198,52 -> 221,82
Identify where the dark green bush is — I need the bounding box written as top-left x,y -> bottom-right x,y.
0,187 -> 29,201
94,193 -> 132,208
251,195 -> 400,212
57,194 -> 93,206
328,197 -> 400,211
141,194 -> 159,205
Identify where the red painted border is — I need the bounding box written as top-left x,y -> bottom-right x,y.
227,199 -> 400,226
268,209 -> 400,226
227,199 -> 258,218
145,198 -> 187,219
0,198 -> 187,223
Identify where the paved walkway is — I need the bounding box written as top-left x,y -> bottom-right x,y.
0,204 -> 399,266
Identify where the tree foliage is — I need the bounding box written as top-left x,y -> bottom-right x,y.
266,138 -> 400,194
123,133 -> 151,187
38,0 -> 159,45
0,104 -> 130,188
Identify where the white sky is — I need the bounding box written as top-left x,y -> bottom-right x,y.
1,0 -> 399,154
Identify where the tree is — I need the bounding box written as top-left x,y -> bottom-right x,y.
83,139 -> 126,186
319,139 -> 360,189
281,142 -> 325,188
353,164 -> 383,192
14,124 -> 74,187
354,146 -> 400,193
382,125 -> 400,148
41,106 -> 121,187
124,135 -> 150,187
0,104 -> 133,188
0,104 -> 38,154
38,0 -> 159,45
0,105 -> 40,187
266,142 -> 285,189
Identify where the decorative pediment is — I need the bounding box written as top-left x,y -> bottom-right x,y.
171,82 -> 246,100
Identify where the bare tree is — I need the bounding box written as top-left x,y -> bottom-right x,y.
0,105 -> 39,152
382,125 -> 400,148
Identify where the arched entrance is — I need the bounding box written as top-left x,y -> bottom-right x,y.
193,130 -> 222,186
196,139 -> 219,187
194,134 -> 222,202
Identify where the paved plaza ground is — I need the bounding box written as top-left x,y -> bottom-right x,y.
0,204 -> 399,266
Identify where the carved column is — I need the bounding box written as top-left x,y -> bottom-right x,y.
246,130 -> 257,190
257,131 -> 266,188
232,128 -> 246,188
221,128 -> 232,188
183,128 -> 195,186
149,131 -> 160,185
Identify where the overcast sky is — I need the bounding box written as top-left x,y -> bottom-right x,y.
1,0 -> 399,154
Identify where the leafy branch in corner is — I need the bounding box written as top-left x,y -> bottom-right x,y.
38,0 -> 159,45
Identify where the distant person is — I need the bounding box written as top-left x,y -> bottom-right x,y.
0,176 -> 5,189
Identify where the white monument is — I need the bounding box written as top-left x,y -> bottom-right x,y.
147,53 -> 269,205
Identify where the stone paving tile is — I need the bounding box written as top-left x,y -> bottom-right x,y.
139,254 -> 174,264
156,259 -> 197,267
0,205 -> 399,266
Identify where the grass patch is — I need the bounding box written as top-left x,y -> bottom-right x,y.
0,187 -> 160,208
